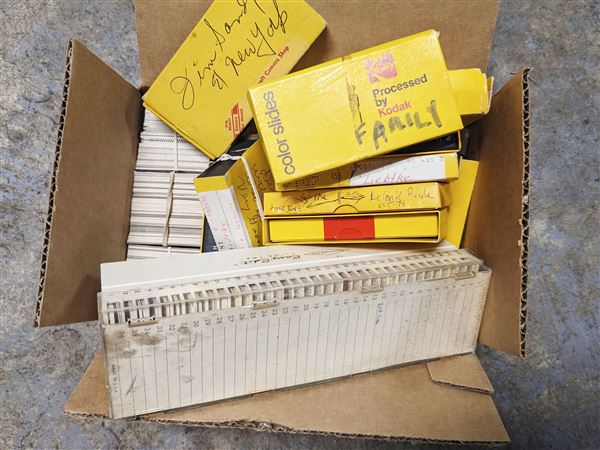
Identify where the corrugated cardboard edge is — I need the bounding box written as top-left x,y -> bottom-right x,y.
65,352 -> 508,444
35,41 -> 73,327
66,417 -> 507,446
137,421 -> 507,446
519,68 -> 532,356
427,354 -> 494,394
464,68 -> 531,356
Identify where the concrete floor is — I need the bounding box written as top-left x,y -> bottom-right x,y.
1,0 -> 598,448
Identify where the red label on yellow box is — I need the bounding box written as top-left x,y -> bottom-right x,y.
324,216 -> 375,240
264,210 -> 447,244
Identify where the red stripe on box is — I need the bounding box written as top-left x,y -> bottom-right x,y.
323,216 -> 375,240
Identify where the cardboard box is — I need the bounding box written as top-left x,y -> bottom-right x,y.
36,0 -> 532,444
143,0 -> 326,159
249,29 -> 464,185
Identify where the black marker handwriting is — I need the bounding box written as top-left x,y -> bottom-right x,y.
170,68 -> 195,110
170,0 -> 289,110
194,51 -> 228,90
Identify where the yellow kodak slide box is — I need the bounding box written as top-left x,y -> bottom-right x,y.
278,152 -> 459,191
264,182 -> 450,215
248,29 -> 463,185
263,209 -> 448,245
194,140 -> 274,249
143,0 -> 326,159
446,159 -> 479,247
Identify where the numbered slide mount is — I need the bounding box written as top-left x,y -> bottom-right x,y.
98,244 -> 491,419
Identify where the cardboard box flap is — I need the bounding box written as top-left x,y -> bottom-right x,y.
426,354 -> 494,394
65,348 -> 108,416
135,0 -> 499,89
464,68 -> 531,356
66,351 -> 508,443
35,40 -> 140,327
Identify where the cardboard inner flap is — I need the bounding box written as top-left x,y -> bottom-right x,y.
35,40 -> 140,326
464,68 -> 531,356
427,354 -> 494,393
66,351 -> 508,443
134,0 -> 499,89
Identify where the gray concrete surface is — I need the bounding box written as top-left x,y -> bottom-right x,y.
1,0 -> 598,448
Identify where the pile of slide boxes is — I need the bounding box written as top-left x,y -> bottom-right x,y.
194,32 -> 491,249
106,1 -> 495,422
125,110 -> 208,258
127,110 -> 259,259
